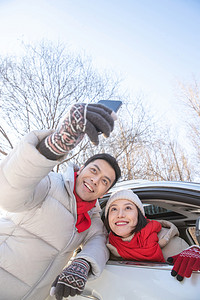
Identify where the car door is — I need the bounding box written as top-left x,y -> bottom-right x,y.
77,260 -> 200,300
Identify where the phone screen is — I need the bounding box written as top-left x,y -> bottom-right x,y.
98,100 -> 122,112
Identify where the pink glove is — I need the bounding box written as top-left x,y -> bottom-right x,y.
167,245 -> 200,281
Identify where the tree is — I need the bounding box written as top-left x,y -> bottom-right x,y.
0,40 -> 156,181
139,135 -> 193,181
177,78 -> 200,180
0,40 -> 195,183
0,40 -> 122,158
69,98 -> 155,180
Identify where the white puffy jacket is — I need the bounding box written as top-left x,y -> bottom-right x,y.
0,130 -> 109,300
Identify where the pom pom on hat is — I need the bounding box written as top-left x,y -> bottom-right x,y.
105,189 -> 145,217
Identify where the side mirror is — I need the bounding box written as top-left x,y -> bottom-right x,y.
196,217 -> 200,245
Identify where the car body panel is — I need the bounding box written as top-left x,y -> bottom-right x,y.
78,262 -> 200,300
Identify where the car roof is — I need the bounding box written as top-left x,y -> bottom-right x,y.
109,179 -> 200,193
100,180 -> 200,226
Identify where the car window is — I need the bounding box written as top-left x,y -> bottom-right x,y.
144,204 -> 186,220
188,227 -> 199,245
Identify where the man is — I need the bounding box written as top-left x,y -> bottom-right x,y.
0,103 -> 121,300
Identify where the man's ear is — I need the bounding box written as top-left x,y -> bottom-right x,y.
77,165 -> 84,175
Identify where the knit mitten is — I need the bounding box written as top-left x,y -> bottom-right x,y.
50,258 -> 90,300
167,245 -> 200,281
38,103 -> 116,160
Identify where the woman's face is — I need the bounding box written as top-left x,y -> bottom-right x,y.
108,199 -> 138,238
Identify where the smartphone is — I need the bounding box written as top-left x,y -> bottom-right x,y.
98,100 -> 122,113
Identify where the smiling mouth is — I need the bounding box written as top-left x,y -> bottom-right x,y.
84,182 -> 94,192
115,221 -> 128,226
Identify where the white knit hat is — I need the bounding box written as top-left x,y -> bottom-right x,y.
105,189 -> 145,217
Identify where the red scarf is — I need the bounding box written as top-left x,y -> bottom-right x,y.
109,220 -> 165,262
74,172 -> 97,233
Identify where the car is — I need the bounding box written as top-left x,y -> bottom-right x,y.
74,180 -> 200,300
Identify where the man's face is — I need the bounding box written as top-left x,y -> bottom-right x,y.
75,159 -> 116,201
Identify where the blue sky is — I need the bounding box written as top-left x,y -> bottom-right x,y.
0,0 -> 200,124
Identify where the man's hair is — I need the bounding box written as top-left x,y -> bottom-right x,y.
84,153 -> 121,189
104,206 -> 147,237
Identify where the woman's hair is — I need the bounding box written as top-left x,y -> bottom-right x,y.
104,206 -> 148,237
133,208 -> 148,234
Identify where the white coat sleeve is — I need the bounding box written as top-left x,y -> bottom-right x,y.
0,130 -> 58,212
75,212 -> 109,280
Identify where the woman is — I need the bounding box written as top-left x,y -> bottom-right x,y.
104,189 -> 188,262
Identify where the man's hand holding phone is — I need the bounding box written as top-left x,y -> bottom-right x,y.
38,100 -> 122,159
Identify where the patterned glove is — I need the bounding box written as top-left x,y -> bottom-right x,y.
167,245 -> 200,281
38,103 -> 116,159
50,259 -> 90,300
